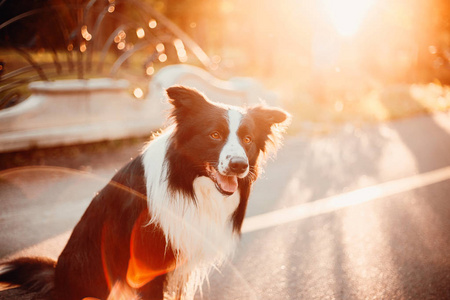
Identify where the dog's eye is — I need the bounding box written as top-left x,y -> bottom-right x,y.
210,131 -> 221,140
243,136 -> 252,144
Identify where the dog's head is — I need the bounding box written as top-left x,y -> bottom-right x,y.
166,86 -> 290,196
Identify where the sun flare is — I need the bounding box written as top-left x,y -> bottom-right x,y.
321,0 -> 376,36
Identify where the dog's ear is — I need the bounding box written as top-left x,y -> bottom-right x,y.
166,86 -> 209,109
248,105 -> 290,129
247,105 -> 291,155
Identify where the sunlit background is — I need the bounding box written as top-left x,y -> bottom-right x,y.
1,0 -> 450,128
163,0 -> 450,127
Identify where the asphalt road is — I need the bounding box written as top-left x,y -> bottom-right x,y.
1,112 -> 450,299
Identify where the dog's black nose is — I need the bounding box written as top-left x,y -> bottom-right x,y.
229,157 -> 249,174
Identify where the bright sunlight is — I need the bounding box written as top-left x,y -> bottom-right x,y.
321,0 -> 376,36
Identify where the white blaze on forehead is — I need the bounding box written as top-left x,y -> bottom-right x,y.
227,108 -> 242,134
218,109 -> 249,177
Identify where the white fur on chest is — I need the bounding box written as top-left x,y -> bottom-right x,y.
142,131 -> 240,298
164,177 -> 240,299
191,176 -> 240,259
165,175 -> 239,266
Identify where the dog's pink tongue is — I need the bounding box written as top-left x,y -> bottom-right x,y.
217,173 -> 238,194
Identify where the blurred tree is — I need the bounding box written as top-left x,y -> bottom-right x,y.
0,0 -> 54,48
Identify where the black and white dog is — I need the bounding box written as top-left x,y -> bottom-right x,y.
0,86 -> 289,299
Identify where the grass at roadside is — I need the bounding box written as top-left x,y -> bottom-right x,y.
270,81 -> 450,135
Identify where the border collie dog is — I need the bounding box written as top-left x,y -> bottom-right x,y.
0,86 -> 289,300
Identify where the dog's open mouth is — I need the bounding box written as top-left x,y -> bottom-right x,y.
206,163 -> 238,196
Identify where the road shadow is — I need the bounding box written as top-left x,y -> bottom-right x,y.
375,180 -> 450,298
379,84 -> 450,172
377,85 -> 450,298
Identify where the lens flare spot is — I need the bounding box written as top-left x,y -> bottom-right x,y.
146,66 -> 154,76
136,28 -> 145,39
158,53 -> 167,62
118,30 -> 126,39
80,42 -> 87,53
81,25 -> 92,41
156,43 -> 165,53
173,39 -> 188,62
117,42 -> 125,50
133,88 -> 144,99
126,211 -> 177,289
148,19 -> 157,29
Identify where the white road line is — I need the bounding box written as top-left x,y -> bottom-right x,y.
242,166 -> 450,234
